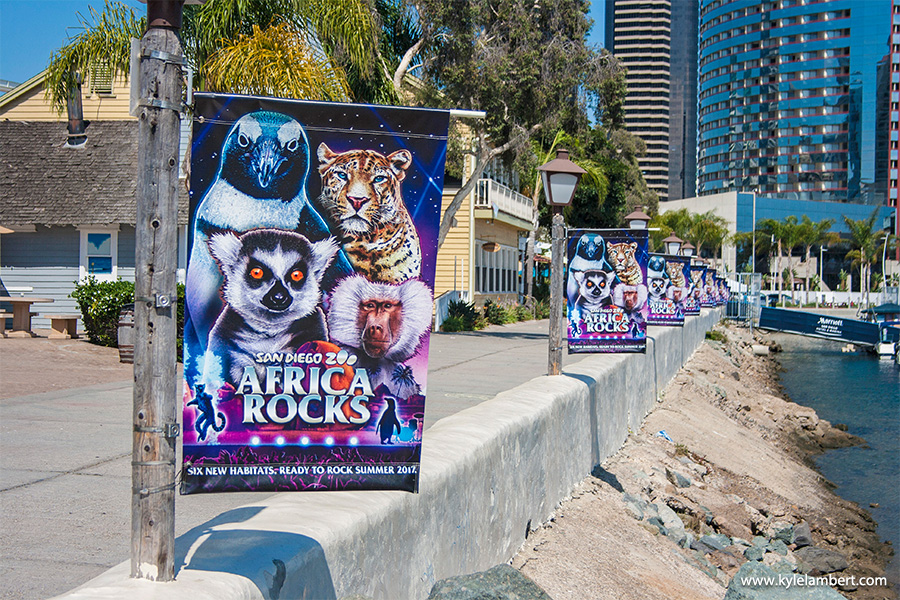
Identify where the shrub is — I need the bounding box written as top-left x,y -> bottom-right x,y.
440,315 -> 467,332
70,277 -> 135,347
447,299 -> 477,329
512,304 -> 532,321
705,329 -> 728,343
483,299 -> 510,325
69,278 -> 186,358
533,299 -> 551,320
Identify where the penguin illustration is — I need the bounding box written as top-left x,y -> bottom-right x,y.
377,396 -> 402,445
567,233 -> 610,306
185,110 -> 351,384
647,256 -> 670,300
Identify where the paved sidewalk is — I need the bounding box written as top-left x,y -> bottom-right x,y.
1,319 -> 580,600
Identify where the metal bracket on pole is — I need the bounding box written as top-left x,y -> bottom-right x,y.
135,293 -> 176,308
141,49 -> 186,65
136,482 -> 176,498
136,98 -> 185,113
134,423 -> 180,438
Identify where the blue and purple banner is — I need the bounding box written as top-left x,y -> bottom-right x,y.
181,94 -> 449,494
646,254 -> 688,326
685,265 -> 705,315
566,229 -> 649,353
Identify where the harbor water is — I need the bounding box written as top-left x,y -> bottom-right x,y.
771,332 -> 900,584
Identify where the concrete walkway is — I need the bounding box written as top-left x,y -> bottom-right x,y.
1,319 -> 584,600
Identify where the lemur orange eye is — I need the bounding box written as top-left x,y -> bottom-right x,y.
250,267 -> 264,279
290,270 -> 304,282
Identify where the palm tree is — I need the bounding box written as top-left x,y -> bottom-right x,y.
756,218 -> 784,293
45,0 -> 418,110
778,216 -> 805,305
843,208 -> 882,309
796,216 -> 837,305
688,211 -> 730,272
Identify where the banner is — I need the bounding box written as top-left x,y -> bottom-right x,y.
181,94 -> 449,494
566,229 -> 649,353
646,254 -> 687,326
684,264 -> 703,315
758,307 -> 880,346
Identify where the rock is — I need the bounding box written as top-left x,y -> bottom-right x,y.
427,564 -> 552,600
665,467 -> 692,488
656,503 -> 687,545
768,539 -> 788,556
752,344 -> 769,356
751,536 -> 769,549
691,539 -> 718,555
621,493 -> 645,520
647,516 -> 667,536
339,596 -> 375,600
769,522 -> 793,544
709,549 -> 743,577
724,562 -> 846,599
700,533 -> 731,551
744,546 -> 764,561
794,546 -> 848,574
791,522 -> 812,548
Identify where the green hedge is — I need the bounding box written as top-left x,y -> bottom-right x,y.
70,278 -> 185,359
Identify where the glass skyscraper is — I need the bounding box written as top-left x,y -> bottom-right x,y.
697,0 -> 891,204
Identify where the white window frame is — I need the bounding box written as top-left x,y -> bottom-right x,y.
78,226 -> 119,282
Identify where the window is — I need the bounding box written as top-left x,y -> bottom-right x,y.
89,61 -> 114,95
79,227 -> 118,282
475,242 -> 518,295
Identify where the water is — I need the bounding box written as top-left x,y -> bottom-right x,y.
772,333 -> 900,584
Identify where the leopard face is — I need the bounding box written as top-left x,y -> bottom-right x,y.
317,144 -> 412,237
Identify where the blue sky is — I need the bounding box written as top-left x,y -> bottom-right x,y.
0,0 -> 605,85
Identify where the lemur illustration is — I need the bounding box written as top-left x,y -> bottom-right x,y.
572,269 -> 615,315
567,233 -> 610,306
206,228 -> 339,385
187,383 -> 225,441
185,111 -> 351,383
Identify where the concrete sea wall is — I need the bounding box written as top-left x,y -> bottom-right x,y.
57,309 -> 722,600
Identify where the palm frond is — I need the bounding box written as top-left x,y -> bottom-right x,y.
203,22 -> 352,102
45,0 -> 145,112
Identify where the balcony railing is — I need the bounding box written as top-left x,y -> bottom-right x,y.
473,179 -> 533,223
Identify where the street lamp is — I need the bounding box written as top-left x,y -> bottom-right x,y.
662,234 -> 684,256
818,247 -> 827,308
625,209 -> 651,230
681,242 -> 696,258
538,149 -> 585,376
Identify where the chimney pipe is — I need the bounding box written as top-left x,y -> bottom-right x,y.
66,72 -> 87,146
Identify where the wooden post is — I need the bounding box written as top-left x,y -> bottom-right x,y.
548,206 -> 565,376
131,0 -> 183,582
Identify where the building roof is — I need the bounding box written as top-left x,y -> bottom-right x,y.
0,120 -> 188,227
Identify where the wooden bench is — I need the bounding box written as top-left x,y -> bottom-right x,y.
43,314 -> 81,339
0,312 -> 11,337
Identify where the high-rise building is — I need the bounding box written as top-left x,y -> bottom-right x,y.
888,0 -> 900,256
697,0 -> 891,204
605,0 -> 699,202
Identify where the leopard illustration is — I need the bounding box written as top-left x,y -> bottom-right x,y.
316,143 -> 421,283
607,241 -> 643,286
665,260 -> 686,289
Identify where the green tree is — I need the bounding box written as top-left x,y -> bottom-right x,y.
796,216 -> 837,305
418,0 -> 624,246
843,208 -> 882,309
688,211 -> 730,271
46,0 -> 414,110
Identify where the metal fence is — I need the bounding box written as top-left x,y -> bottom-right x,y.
725,272 -> 762,330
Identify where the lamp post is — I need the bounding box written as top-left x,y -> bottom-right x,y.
625,209 -> 651,230
681,242 -> 695,258
539,149 -> 585,376
818,247 -> 827,308
663,234 -> 684,256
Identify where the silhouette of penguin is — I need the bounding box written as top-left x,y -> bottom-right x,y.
377,396 -> 402,445
185,110 -> 351,384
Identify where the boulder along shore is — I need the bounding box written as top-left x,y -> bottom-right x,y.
511,321 -> 895,600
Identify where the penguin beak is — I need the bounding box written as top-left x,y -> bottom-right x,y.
254,139 -> 286,189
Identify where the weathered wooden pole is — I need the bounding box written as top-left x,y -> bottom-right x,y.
548,206 -> 565,375
131,0 -> 184,581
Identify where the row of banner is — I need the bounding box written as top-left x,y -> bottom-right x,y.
566,229 -> 730,354
180,93 -> 728,496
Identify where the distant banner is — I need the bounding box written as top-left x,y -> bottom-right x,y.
566,229 -> 649,353
646,254 -> 687,326
684,265 -> 703,315
181,93 -> 449,494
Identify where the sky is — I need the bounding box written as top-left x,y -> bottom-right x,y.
0,0 -> 606,86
